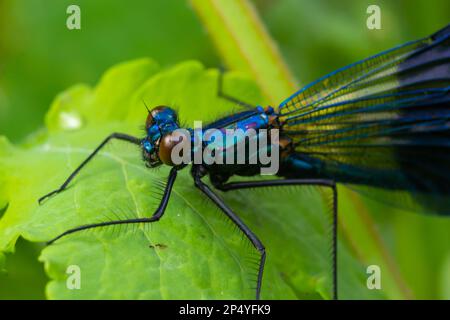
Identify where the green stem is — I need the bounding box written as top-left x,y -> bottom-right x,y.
190,0 -> 297,105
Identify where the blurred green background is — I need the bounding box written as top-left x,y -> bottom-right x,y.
0,0 -> 449,299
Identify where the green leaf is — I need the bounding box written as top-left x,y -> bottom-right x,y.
0,253 -> 5,273
0,59 -> 381,299
0,239 -> 46,299
440,254 -> 450,299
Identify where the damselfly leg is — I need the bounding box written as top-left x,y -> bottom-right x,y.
192,167 -> 266,300
215,178 -> 338,300
38,133 -> 141,204
46,167 -> 178,245
217,68 -> 256,109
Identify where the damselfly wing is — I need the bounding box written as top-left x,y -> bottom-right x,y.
278,24 -> 450,215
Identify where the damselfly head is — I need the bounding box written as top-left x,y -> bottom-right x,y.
142,106 -> 181,167
145,106 -> 178,130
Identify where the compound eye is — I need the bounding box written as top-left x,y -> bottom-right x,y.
158,131 -> 187,166
145,106 -> 177,129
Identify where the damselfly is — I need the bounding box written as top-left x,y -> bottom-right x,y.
39,24 -> 450,300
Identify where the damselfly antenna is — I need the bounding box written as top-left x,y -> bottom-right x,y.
142,99 -> 151,114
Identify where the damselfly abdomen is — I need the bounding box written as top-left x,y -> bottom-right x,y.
39,24 -> 450,300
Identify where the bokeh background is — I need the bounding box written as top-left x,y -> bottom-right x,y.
0,0 -> 449,299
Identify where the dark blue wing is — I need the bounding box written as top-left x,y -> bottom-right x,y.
278,24 -> 450,215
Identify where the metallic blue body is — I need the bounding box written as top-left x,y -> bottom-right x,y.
188,106 -> 276,177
